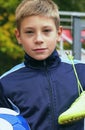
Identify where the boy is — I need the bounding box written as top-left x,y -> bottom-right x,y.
0,0 -> 85,130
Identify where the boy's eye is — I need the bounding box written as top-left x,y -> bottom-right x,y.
43,29 -> 52,33
25,30 -> 34,34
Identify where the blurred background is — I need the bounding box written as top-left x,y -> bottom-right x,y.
0,0 -> 85,75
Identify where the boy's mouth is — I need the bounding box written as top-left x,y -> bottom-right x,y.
33,48 -> 47,53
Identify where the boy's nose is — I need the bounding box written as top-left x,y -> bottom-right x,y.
35,33 -> 44,44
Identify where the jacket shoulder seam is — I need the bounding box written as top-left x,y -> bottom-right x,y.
0,62 -> 25,79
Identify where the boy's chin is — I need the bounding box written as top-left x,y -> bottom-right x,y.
33,56 -> 49,61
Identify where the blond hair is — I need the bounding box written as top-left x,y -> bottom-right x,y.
15,0 -> 60,30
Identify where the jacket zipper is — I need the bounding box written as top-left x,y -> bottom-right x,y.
43,60 -> 56,130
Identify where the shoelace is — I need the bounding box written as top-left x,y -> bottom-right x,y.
66,52 -> 84,95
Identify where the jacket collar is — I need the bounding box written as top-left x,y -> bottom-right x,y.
24,50 -> 61,69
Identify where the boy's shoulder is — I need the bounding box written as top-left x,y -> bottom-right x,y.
60,57 -> 85,65
0,62 -> 25,79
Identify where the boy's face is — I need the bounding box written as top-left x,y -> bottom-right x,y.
15,15 -> 62,60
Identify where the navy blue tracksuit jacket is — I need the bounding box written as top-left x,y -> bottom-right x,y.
0,50 -> 85,130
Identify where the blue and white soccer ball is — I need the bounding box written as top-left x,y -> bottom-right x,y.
0,108 -> 30,130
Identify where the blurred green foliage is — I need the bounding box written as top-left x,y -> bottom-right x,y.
0,0 -> 24,75
0,0 -> 85,75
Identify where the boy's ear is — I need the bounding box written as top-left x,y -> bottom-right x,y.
15,29 -> 22,44
56,26 -> 63,42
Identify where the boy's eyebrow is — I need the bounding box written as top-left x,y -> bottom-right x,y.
23,27 -> 35,30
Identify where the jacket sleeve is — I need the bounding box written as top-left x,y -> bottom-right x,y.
0,82 -> 13,109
